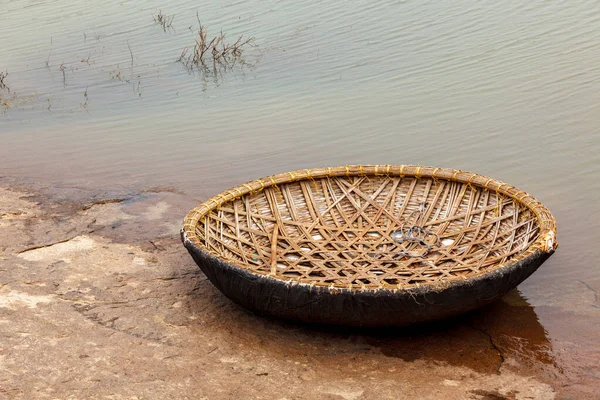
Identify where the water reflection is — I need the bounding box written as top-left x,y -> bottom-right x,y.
178,53 -> 261,92
365,290 -> 557,374
191,284 -> 558,376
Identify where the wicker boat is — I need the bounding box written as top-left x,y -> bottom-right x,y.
182,165 -> 557,327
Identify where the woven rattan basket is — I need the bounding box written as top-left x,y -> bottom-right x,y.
182,165 -> 557,327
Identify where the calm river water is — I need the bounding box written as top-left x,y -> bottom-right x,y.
1,0 -> 599,393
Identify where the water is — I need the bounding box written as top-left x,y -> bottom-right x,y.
1,0 -> 599,390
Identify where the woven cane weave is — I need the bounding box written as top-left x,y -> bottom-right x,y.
183,165 -> 557,291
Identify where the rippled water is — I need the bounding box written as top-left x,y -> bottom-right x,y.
2,0 -> 599,389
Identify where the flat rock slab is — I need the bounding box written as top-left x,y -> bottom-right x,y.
0,186 -> 597,399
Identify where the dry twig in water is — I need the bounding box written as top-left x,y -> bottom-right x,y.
59,63 -> 66,86
127,41 -> 134,66
153,10 -> 174,32
0,71 -> 10,93
81,88 -> 89,113
0,71 -> 9,92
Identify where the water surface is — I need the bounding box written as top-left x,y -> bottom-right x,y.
2,0 -> 599,393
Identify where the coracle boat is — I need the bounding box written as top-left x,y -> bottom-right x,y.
182,165 -> 557,327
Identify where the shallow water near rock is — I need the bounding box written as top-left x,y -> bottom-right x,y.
1,0 -> 600,398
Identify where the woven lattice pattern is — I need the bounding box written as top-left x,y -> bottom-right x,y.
186,166 -> 551,289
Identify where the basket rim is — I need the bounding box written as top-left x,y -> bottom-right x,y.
182,165 -> 558,291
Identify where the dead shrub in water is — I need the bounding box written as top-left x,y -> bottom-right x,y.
178,13 -> 255,68
153,10 -> 174,32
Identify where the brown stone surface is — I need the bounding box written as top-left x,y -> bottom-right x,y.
0,185 -> 598,399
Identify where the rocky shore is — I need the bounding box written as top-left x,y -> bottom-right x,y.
0,183 -> 596,399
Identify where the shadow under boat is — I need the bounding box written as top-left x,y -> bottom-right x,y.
192,287 -> 559,376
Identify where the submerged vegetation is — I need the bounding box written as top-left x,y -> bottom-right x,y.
1,91 -> 39,114
109,69 -> 143,97
0,69 -> 41,113
2,10 -> 260,114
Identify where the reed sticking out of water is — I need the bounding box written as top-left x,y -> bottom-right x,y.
177,13 -> 255,68
81,88 -> 89,113
59,63 -> 66,86
153,10 -> 174,32
0,71 -> 9,92
127,41 -> 134,66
